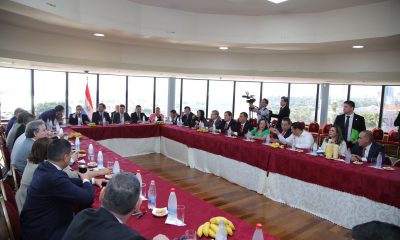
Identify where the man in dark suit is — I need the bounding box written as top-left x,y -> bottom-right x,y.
208,110 -> 222,130
395,112 -> 400,141
62,173 -> 167,240
110,105 -> 119,121
270,117 -> 293,143
39,105 -> 64,125
169,109 -> 180,125
112,104 -> 131,124
351,130 -> 389,164
130,105 -> 149,123
91,103 -> 111,124
334,100 -> 366,148
217,111 -> 238,133
181,106 -> 195,127
236,112 -> 253,137
270,96 -> 290,131
69,105 -> 90,125
20,139 -> 106,240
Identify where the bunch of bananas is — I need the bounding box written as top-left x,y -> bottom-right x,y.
196,128 -> 208,133
154,121 -> 164,125
87,123 -> 96,127
197,216 -> 235,238
270,142 -> 283,148
68,132 -> 82,138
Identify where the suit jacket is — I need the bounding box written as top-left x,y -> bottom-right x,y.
209,117 -> 222,129
351,142 -> 389,165
395,112 -> 400,127
21,161 -> 94,240
270,105 -> 290,127
217,119 -> 238,133
68,113 -> 90,125
112,112 -> 131,124
334,113 -> 366,142
62,207 -> 146,240
236,121 -> 253,137
280,128 -> 292,139
130,112 -> 149,123
181,112 -> 195,127
39,109 -> 57,123
171,115 -> 181,125
91,111 -> 111,124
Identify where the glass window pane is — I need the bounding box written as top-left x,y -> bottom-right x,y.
289,84 -> 318,123
382,86 -> 400,132
208,81 -> 234,118
127,77 -> 154,115
68,73 -> 97,119
34,70 -> 66,117
234,82 -> 261,119
262,83 -> 288,118
182,79 -> 207,114
98,75 -> 126,113
350,85 -> 382,130
0,67 -> 31,120
321,84 -> 348,124
175,79 -> 182,113
155,78 -> 169,116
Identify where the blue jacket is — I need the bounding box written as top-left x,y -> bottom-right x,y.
39,109 -> 57,123
21,161 -> 94,240
5,116 -> 16,135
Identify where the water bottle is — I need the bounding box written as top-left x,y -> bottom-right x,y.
58,128 -> 64,138
216,220 -> 227,240
56,122 -> 61,134
136,170 -> 142,187
246,131 -> 251,141
113,161 -> 120,174
75,137 -> 80,151
252,224 -> 264,240
148,180 -> 157,209
167,188 -> 177,220
102,117 -> 106,126
78,116 -> 82,126
88,144 -> 94,161
97,151 -> 103,169
227,127 -> 232,137
291,139 -> 296,150
265,134 -> 271,144
376,152 -> 383,168
345,148 -> 351,164
312,142 -> 318,153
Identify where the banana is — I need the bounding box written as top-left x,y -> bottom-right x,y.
209,228 -> 216,238
202,222 -> 210,237
226,225 -> 233,236
210,216 -> 228,225
227,220 -> 235,230
210,223 -> 219,233
197,224 -> 204,238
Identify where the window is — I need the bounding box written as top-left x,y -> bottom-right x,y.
381,86 -> 400,132
234,82 -> 261,119
262,83 -> 288,119
175,79 -> 182,114
98,75 -> 126,114
321,84 -> 348,124
289,84 -> 318,123
208,80 -> 234,118
0,67 -> 31,120
68,73 -> 97,119
155,78 -> 169,116
350,85 -> 382,130
127,77 -> 154,115
34,70 -> 66,117
181,79 -> 207,114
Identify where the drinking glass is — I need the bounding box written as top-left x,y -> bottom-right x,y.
177,205 -> 185,224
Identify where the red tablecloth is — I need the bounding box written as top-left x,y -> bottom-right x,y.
65,128 -> 277,240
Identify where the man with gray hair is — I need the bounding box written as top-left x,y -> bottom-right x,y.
5,107 -> 25,135
11,119 -> 48,174
62,172 -> 169,240
6,110 -> 29,149
351,130 -> 389,164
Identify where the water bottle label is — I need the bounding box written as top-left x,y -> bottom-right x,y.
149,196 -> 156,204
169,209 -> 176,215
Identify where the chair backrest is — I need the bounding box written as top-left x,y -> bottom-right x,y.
0,141 -> 11,170
371,128 -> 384,141
388,130 -> 399,142
322,124 -> 332,134
11,165 -> 20,191
270,119 -> 278,128
393,159 -> 400,167
308,122 -> 320,133
0,180 -> 17,211
0,196 -> 17,240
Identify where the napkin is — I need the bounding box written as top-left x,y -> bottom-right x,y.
140,195 -> 147,201
165,215 -> 186,226
77,159 -> 86,164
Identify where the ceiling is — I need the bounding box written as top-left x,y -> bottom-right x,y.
128,0 -> 387,16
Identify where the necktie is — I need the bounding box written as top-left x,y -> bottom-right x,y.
240,124 -> 244,133
225,122 -> 228,130
281,131 -> 286,137
344,115 -> 350,141
362,147 -> 366,157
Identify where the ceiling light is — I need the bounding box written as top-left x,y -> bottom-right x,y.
93,33 -> 105,37
219,47 -> 229,50
267,0 -> 288,4
352,45 -> 364,49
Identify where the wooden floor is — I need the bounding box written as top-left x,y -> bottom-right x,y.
127,153 -> 352,240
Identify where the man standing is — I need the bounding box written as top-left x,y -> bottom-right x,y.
334,100 -> 366,148
130,105 -> 149,123
68,105 -> 90,125
270,96 -> 290,131
236,112 -> 252,137
91,103 -> 111,124
112,104 -> 131,124
252,98 -> 269,123
39,105 -> 64,125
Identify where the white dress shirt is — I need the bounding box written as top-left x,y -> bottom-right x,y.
285,130 -> 314,149
362,142 -> 373,162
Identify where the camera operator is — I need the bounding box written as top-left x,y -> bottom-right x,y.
251,98 -> 269,123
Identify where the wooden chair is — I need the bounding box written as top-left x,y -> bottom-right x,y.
0,195 -> 20,240
10,165 -> 20,191
371,128 -> 384,144
308,122 -> 320,144
385,130 -> 399,157
0,180 -> 17,210
319,123 -> 332,142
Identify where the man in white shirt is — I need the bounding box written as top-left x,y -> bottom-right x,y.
284,122 -> 314,149
252,98 -> 269,123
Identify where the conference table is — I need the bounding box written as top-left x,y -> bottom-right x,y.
70,123 -> 400,229
66,126 -> 277,240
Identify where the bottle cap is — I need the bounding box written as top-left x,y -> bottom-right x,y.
256,223 -> 262,229
136,170 -> 141,173
171,188 -> 175,192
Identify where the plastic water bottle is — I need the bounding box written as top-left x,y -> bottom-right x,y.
291,139 -> 296,150
102,117 -> 106,126
56,122 -> 61,133
376,152 -> 383,168
246,131 -> 251,141
227,127 -> 232,137
148,180 -> 157,209
345,148 -> 351,164
78,116 -> 82,126
97,151 -> 103,169
75,137 -> 80,151
216,220 -> 227,240
136,170 -> 142,187
312,142 -> 318,153
252,224 -> 264,240
265,134 -> 271,144
167,188 -> 177,220
113,161 -> 120,174
88,144 -> 94,161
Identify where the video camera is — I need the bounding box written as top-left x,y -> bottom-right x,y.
242,92 -> 256,110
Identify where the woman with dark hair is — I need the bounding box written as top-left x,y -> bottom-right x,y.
320,125 -> 347,156
250,119 -> 270,140
194,110 -> 208,129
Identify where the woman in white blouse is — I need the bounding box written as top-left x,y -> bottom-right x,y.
320,125 -> 347,156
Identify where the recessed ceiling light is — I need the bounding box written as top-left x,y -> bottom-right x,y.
267,0 -> 288,4
352,45 -> 364,49
219,47 -> 229,50
93,33 -> 105,37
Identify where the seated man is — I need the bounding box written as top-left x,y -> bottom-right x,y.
281,122 -> 314,149
6,110 -> 29,150
131,105 -> 149,123
270,117 -> 292,144
181,106 -> 195,127
236,112 -> 252,137
39,105 -> 64,125
111,104 -> 120,121
112,104 -> 131,124
208,110 -> 222,130
351,130 -> 389,164
92,103 -> 112,124
169,109 -> 180,125
69,105 -> 90,125
5,107 -> 24,136
217,111 -> 238,133
11,120 -> 48,174
21,139 -> 105,240
149,107 -> 164,122
62,173 -> 168,240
